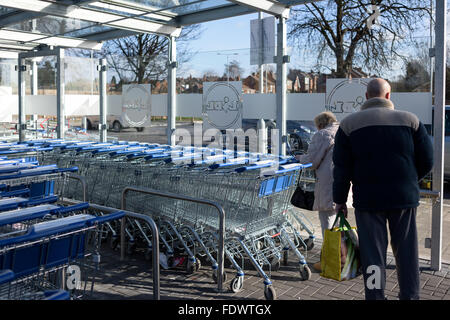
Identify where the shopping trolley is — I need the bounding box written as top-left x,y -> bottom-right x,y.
0,211 -> 124,300
121,159 -> 309,299
35,139 -> 317,299
0,270 -> 70,300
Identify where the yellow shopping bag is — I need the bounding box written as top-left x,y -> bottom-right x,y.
320,211 -> 360,281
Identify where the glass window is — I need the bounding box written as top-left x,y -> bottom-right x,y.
445,110 -> 450,136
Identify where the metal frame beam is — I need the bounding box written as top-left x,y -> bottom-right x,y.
0,42 -> 35,51
98,58 -> 108,143
167,36 -> 177,146
0,28 -> 103,50
228,0 -> 290,18
82,4 -> 254,39
276,16 -> 288,156
56,47 -> 66,139
431,0 -> 446,271
82,28 -> 139,41
172,3 -> 254,26
170,1 -> 319,27
17,56 -> 26,142
18,46 -> 61,59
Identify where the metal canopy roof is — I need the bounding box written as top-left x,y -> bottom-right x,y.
0,0 -> 315,53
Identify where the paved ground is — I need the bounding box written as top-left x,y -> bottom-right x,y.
293,203 -> 450,264
90,237 -> 450,301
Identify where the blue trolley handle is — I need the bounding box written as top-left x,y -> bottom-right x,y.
55,166 -> 79,173
0,214 -> 97,247
235,161 -> 277,173
266,163 -> 304,175
44,290 -> 71,300
89,211 -> 125,225
0,270 -> 14,285
26,195 -> 59,206
53,202 -> 90,214
0,188 -> 30,198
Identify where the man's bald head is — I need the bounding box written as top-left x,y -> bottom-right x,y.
366,78 -> 392,100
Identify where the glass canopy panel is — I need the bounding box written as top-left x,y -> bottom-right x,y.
170,0 -> 230,15
65,25 -> 115,39
7,15 -> 99,37
85,1 -> 176,23
103,0 -> 230,16
0,6 -> 15,15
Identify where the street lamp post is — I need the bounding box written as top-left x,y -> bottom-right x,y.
217,52 -> 239,84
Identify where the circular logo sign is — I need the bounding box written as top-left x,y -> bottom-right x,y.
325,79 -> 370,115
202,82 -> 243,130
122,84 -> 151,127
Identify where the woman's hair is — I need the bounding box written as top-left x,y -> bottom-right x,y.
314,111 -> 337,130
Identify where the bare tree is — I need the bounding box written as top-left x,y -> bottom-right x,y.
288,0 -> 431,78
391,41 -> 432,92
224,60 -> 245,80
103,24 -> 202,87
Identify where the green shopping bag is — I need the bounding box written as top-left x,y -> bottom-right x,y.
320,211 -> 360,281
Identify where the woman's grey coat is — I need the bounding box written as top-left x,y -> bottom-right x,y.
297,122 -> 339,212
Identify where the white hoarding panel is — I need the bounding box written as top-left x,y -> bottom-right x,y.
325,78 -> 432,123
391,92 -> 432,124
9,91 -> 431,126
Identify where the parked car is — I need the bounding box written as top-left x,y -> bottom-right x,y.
241,119 -> 317,154
436,106 -> 450,181
84,115 -> 144,132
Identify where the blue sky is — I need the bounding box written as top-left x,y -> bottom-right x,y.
178,13 -> 260,78
178,12 -> 314,78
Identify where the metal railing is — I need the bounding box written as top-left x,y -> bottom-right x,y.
61,198 -> 161,300
64,173 -> 87,202
121,186 -> 226,293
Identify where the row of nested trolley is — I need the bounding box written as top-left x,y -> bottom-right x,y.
0,141 -> 125,300
32,138 -> 316,300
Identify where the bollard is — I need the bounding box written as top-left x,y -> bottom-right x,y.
257,118 -> 267,154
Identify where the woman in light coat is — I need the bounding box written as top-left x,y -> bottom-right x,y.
296,112 -> 339,271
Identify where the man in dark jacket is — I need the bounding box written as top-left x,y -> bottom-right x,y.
333,78 -> 433,300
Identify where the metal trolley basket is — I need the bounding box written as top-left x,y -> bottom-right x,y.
34,139 -> 318,300
0,211 -> 124,300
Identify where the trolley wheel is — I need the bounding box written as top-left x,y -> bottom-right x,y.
271,258 -> 281,272
195,257 -> 202,272
299,264 -> 311,281
212,270 -> 227,283
230,277 -> 244,293
127,242 -> 137,255
112,121 -> 121,132
283,250 -> 289,266
304,238 -> 314,251
256,240 -> 264,251
144,249 -> 152,261
167,256 -> 174,268
186,259 -> 196,274
109,236 -> 119,250
264,286 -> 277,300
